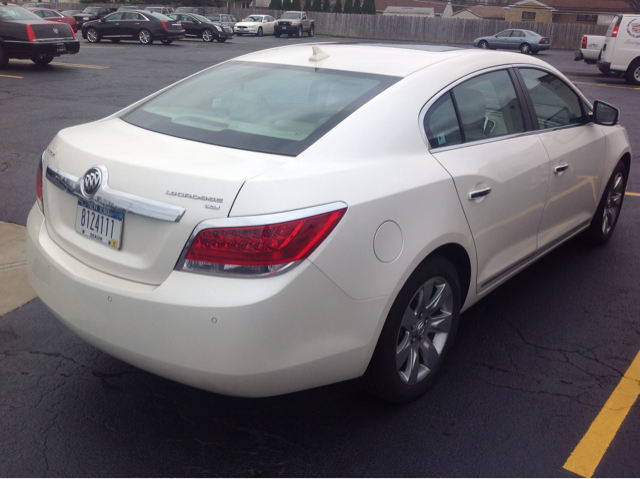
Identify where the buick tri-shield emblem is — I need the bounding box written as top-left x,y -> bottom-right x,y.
53,28 -> 59,34
81,167 -> 102,197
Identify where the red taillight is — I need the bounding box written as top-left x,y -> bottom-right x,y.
69,24 -> 76,39
36,157 -> 44,214
181,21 -> 185,29
181,207 -> 347,275
612,25 -> 619,37
161,21 -> 168,30
582,36 -> 587,49
27,24 -> 37,42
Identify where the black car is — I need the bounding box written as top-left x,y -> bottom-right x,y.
0,4 -> 80,67
82,10 -> 184,45
169,13 -> 232,42
72,6 -> 116,29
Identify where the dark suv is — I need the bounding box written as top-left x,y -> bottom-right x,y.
174,6 -> 206,15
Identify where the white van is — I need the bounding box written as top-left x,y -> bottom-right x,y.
597,14 -> 640,84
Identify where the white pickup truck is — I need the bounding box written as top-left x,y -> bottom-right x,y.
597,14 -> 640,85
574,34 -> 605,65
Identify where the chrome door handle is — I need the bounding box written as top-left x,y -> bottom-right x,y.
468,186 -> 492,200
554,164 -> 569,174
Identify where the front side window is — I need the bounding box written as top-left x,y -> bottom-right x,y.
518,68 -> 585,129
496,30 -> 511,37
122,61 -> 399,157
106,12 -> 123,21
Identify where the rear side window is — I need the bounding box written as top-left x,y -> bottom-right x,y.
122,61 -> 399,156
518,68 -> 585,129
425,69 -> 525,149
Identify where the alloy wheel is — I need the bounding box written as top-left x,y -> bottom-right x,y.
602,172 -> 624,235
139,29 -> 151,44
396,276 -> 453,385
202,29 -> 213,42
86,28 -> 99,43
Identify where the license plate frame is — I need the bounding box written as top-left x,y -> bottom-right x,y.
75,199 -> 124,250
56,43 -> 66,52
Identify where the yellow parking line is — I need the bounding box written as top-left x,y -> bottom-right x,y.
0,74 -> 23,78
563,350 -> 640,478
627,192 -> 640,197
570,80 -> 640,90
13,59 -> 108,69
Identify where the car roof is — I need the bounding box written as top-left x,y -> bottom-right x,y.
237,43 -> 539,78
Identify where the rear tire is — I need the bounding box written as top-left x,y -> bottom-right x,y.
519,43 -> 531,54
0,45 -> 8,68
308,24 -> 314,37
582,161 -> 627,246
257,27 -> 263,37
86,27 -> 100,43
31,54 -> 54,66
359,255 -> 461,403
625,59 -> 640,85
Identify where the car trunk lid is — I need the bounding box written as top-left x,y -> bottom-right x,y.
42,118 -> 290,285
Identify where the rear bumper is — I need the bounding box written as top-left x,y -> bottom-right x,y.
3,39 -> 80,59
532,43 -> 550,53
26,205 -> 386,397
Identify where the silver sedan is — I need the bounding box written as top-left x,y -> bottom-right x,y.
473,29 -> 550,54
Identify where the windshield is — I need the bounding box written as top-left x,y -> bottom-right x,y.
281,13 -> 301,19
0,6 -> 43,20
192,14 -> 210,22
122,61 -> 399,156
83,8 -> 100,14
245,16 -> 263,22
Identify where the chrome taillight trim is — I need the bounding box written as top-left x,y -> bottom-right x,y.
37,154 -> 45,214
175,201 -> 348,278
46,163 -> 185,222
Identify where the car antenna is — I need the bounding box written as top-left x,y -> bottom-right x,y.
309,46 -> 329,62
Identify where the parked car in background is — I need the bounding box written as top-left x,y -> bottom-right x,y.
574,34 -> 604,64
0,3 -> 79,66
174,6 -> 206,16
234,14 -> 275,36
204,13 -> 237,28
169,13 -> 232,42
117,5 -> 149,11
28,44 -> 630,403
72,7 -> 116,29
274,10 -> 314,37
27,8 -> 77,33
146,6 -> 174,15
82,10 -> 184,45
22,3 -> 51,8
597,14 -> 640,84
473,29 -> 550,54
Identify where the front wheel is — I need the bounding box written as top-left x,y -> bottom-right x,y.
138,29 -> 153,44
519,43 -> 531,54
359,255 -> 461,403
296,26 -> 302,38
31,54 -> 54,66
257,27 -> 263,37
86,27 -> 100,43
308,24 -> 314,37
625,59 -> 640,85
582,161 -> 627,245
478,40 -> 488,49
202,28 -> 213,42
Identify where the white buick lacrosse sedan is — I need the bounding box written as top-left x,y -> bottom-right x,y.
27,44 -> 631,403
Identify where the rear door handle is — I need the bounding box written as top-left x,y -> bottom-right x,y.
468,186 -> 492,200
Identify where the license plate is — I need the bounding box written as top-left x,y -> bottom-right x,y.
75,200 -> 123,249
57,44 -> 66,52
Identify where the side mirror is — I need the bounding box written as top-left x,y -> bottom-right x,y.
100,17 -> 106,22
593,100 -> 619,126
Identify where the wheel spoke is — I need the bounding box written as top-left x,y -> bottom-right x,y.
396,333 -> 412,368
406,347 -> 420,384
401,305 -> 417,329
418,337 -> 440,370
425,283 -> 447,314
427,312 -> 452,333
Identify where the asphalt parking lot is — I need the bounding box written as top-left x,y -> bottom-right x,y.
1,36 -> 639,477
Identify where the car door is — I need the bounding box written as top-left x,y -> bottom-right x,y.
424,69 -> 551,291
492,30 -> 512,49
265,16 -> 276,33
101,12 -> 123,38
515,68 -> 606,250
181,14 -> 198,37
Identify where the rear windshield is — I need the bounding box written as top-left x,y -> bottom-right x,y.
0,6 -> 42,20
122,61 -> 399,156
146,11 -> 172,21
